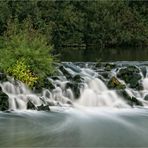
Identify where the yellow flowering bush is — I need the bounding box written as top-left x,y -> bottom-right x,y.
7,59 -> 38,88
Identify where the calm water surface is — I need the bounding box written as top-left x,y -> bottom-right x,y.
60,47 -> 148,62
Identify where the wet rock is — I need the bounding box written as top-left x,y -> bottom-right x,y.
27,100 -> 37,110
72,75 -> 84,83
104,63 -> 116,71
44,78 -> 55,90
117,66 -> 142,89
34,78 -> 55,93
108,76 -> 126,90
0,86 -> 9,111
59,66 -> 72,79
95,61 -> 102,68
37,104 -> 50,111
99,71 -> 111,79
144,94 -> 148,101
66,82 -> 81,99
117,89 -> 143,106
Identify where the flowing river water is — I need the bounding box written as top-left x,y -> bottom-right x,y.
1,62 -> 148,147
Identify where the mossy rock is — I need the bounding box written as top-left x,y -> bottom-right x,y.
104,63 -> 116,71
108,76 -> 126,90
117,66 -> 142,89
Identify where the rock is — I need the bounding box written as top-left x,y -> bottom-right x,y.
72,74 -> 84,83
59,66 -> 72,79
144,94 -> 148,101
37,104 -> 50,111
104,63 -> 116,71
27,100 -> 37,110
108,76 -> 126,89
117,66 -> 142,89
117,89 -> 143,106
99,71 -> 111,79
0,86 -> 9,111
34,78 -> 55,93
44,78 -> 55,90
66,82 -> 81,99
95,61 -> 102,68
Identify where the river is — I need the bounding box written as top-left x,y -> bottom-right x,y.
1,61 -> 148,147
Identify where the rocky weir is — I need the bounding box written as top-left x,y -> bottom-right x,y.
1,62 -> 148,111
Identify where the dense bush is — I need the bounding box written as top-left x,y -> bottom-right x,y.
0,18 -> 56,87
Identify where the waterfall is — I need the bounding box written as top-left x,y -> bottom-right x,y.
76,78 -> 128,107
1,62 -> 148,110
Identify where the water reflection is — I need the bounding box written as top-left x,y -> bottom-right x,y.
60,47 -> 148,62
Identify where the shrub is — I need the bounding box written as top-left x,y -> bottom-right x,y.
0,18 -> 56,87
7,59 -> 38,87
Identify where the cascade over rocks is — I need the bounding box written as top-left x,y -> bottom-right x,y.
1,62 -> 148,111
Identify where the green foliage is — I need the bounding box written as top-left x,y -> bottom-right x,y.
7,59 -> 38,87
0,18 -> 56,86
0,0 -> 147,51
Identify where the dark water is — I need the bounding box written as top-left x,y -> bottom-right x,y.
60,47 -> 148,62
1,108 -> 148,147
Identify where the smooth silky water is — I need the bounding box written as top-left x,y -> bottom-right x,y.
1,62 -> 148,147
